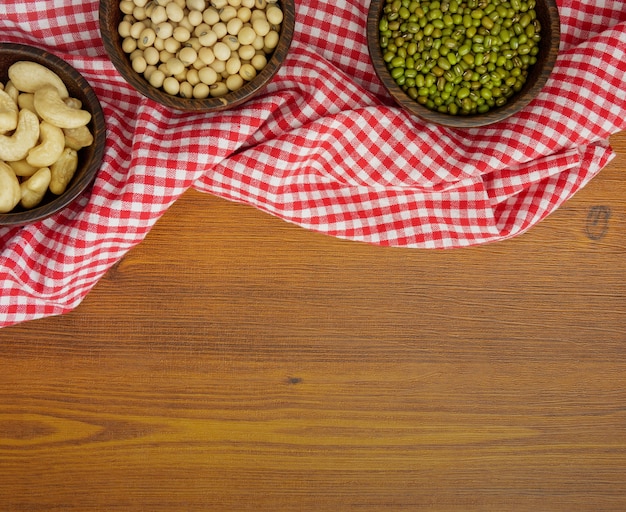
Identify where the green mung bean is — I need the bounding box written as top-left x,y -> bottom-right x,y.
378,0 -> 541,115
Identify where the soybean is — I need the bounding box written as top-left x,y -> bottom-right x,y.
119,0 -> 285,98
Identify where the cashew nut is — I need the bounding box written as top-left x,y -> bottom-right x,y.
17,93 -> 37,115
0,161 -> 21,213
0,89 -> 18,134
4,81 -> 19,104
64,97 -> 83,110
33,86 -> 91,129
8,158 -> 39,177
0,62 -> 96,212
49,147 -> 78,195
0,109 -> 40,162
20,166 -> 51,209
63,125 -> 94,150
27,121 -> 66,168
8,61 -> 69,99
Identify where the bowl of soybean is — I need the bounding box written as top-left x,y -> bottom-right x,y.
367,0 -> 560,128
100,0 -> 295,112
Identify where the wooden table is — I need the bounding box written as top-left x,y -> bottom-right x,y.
2,131 -> 625,511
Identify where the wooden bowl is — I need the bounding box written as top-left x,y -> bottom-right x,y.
99,0 -> 295,112
367,0 -> 560,128
0,43 -> 106,227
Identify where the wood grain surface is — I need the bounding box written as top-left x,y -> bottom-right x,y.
1,131 -> 625,511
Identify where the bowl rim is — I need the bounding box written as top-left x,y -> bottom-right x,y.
366,0 -> 561,128
0,42 -> 106,226
99,0 -> 296,112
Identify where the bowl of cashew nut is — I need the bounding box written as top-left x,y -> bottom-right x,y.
0,43 -> 106,226
99,0 -> 295,111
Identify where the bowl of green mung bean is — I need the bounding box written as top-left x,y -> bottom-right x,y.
367,0 -> 560,128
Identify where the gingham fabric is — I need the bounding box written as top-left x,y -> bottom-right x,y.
0,0 -> 625,327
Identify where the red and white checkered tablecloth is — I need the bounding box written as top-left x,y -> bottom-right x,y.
0,0 -> 625,327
